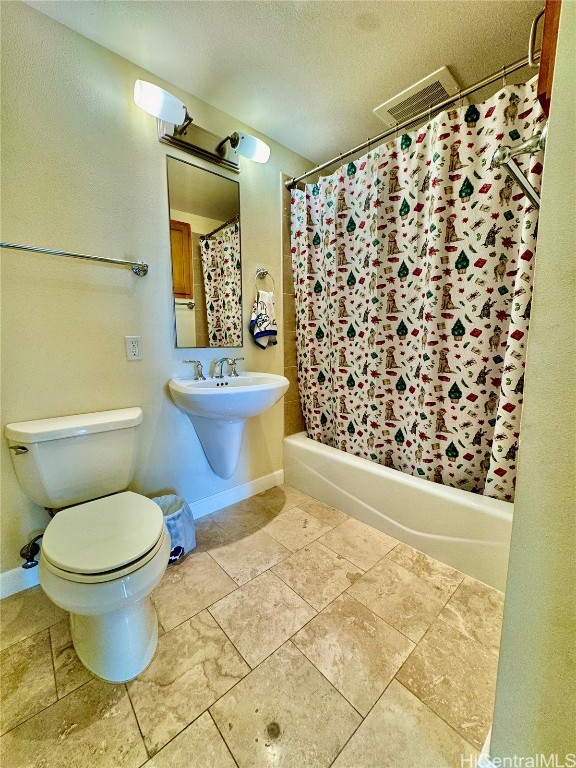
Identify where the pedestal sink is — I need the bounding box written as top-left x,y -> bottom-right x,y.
169,373 -> 289,478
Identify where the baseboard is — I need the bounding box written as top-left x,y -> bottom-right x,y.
187,469 -> 284,520
0,470 -> 284,599
0,564 -> 40,600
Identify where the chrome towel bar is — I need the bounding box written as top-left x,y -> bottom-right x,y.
0,241 -> 149,276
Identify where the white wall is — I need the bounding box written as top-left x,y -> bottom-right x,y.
0,2 -> 312,572
490,1 -> 576,758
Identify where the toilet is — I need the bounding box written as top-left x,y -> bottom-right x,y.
5,407 -> 170,683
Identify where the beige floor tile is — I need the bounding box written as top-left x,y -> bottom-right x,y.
440,576 -> 504,651
193,515 -> 231,552
127,610 -> 249,756
0,678 -> 146,768
298,497 -> 348,526
0,629 -> 57,735
209,571 -> 316,667
0,585 -> 66,652
210,641 -> 361,768
209,529 -> 290,585
348,558 -> 447,642
293,593 -> 414,716
49,618 -> 93,699
144,711 -> 236,768
396,617 -> 499,750
387,542 -> 464,602
151,551 -> 237,631
211,498 -> 277,537
256,483 -> 313,515
272,541 -> 363,611
332,680 -> 478,768
263,506 -> 333,551
319,518 -> 398,571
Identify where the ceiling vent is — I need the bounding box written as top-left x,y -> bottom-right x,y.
373,66 -> 463,128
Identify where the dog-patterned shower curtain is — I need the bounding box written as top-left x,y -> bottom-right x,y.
290,80 -> 544,501
201,222 -> 242,347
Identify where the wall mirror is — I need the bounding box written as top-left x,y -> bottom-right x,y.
166,156 -> 242,348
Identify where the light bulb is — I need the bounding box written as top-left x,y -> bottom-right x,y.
134,80 -> 187,125
232,132 -> 270,163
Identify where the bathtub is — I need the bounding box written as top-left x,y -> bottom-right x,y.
284,432 -> 512,591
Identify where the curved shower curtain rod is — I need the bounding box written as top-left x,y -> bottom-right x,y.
286,53 -> 539,190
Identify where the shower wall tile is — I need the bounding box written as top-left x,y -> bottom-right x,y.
284,365 -> 299,401
284,332 -> 298,370
282,179 -> 305,437
283,294 -> 297,332
285,397 -> 307,435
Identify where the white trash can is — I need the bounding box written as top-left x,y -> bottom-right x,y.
152,494 -> 196,565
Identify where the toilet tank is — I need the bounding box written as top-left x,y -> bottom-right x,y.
5,408 -> 143,509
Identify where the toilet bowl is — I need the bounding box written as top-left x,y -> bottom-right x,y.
39,491 -> 170,682
5,408 -> 170,682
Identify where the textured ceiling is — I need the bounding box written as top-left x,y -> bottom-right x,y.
26,0 -> 543,164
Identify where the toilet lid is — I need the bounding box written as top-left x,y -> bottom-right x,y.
42,492 -> 164,575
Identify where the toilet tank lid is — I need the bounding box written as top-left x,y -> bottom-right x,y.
5,407 -> 143,443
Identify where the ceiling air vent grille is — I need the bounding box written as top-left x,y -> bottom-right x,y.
373,66 -> 462,128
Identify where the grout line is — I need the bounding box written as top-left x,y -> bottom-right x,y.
207,709 -> 240,767
47,623 -> 60,701
124,683 -> 150,759
326,681 -> 399,767
286,636 -> 365,719
343,590 -> 418,645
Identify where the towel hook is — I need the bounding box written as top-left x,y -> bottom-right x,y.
255,267 -> 276,291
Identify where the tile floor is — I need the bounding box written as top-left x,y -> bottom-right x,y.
0,485 -> 504,767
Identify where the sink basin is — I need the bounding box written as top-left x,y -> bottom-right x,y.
169,372 -> 289,479
169,373 -> 289,421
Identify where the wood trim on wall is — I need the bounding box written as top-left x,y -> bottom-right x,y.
537,0 -> 562,116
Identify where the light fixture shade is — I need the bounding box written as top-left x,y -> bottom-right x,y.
134,80 -> 187,125
232,132 -> 270,163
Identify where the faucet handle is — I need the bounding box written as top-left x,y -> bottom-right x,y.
183,360 -> 205,381
229,357 -> 244,377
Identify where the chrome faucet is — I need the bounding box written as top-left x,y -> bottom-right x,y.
213,357 -> 234,379
183,360 -> 206,381
229,357 -> 244,377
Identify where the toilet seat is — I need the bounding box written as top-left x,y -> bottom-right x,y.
42,491 -> 165,583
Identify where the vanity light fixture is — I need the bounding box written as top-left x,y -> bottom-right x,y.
133,80 -> 270,173
217,133 -> 271,164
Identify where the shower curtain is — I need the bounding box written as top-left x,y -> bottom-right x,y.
291,80 -> 544,501
201,222 -> 242,347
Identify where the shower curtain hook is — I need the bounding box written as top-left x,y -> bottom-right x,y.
502,65 -> 507,87
458,89 -> 463,109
